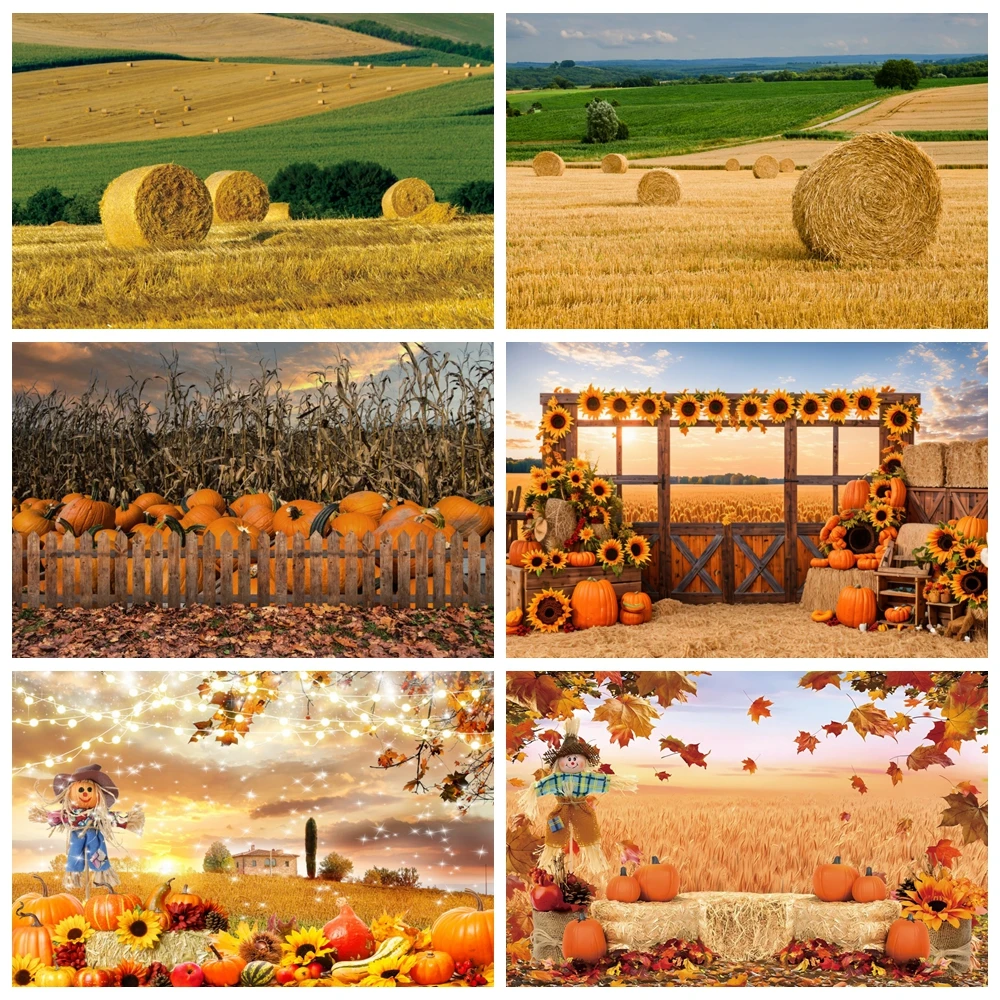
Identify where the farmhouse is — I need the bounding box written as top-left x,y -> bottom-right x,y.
232,844 -> 299,876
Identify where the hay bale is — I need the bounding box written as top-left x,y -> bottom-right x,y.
975,439 -> 988,486
792,133 -> 942,263
464,71 -> 473,77
264,202 -> 290,221
43,135 -> 52,142
902,442 -> 945,487
87,930 -> 210,968
780,157 -> 796,172
172,86 -> 180,92
753,154 -> 780,179
386,86 -> 393,91
214,57 -> 221,63
317,99 -> 326,105
463,63 -> 470,68
442,69 -> 450,75
401,63 -> 407,68
99,163 -> 213,249
698,892 -> 803,961
410,202 -> 458,225
382,178 -> 435,219
204,170 -> 270,223
725,157 -> 740,171
532,151 -> 565,176
367,64 -> 373,70
601,153 -> 628,174
431,63 -> 438,68
945,440 -> 986,487
591,899 -> 701,954
531,910 -> 577,964
183,104 -> 191,111
354,61 -> 360,67
792,897 -> 900,952
350,73 -> 357,79
637,169 -> 681,206
126,61 -> 133,68
799,567 -> 878,613
227,115 -> 235,122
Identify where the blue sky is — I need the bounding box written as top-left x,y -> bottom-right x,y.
506,341 -> 987,476
507,13 -> 987,62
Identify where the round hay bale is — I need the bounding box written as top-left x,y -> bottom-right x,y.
753,154 -> 780,179
792,133 -> 942,263
350,73 -> 357,79
382,178 -> 435,219
100,164 -> 213,249
725,157 -> 740,171
464,71 -> 473,77
637,169 -> 681,206
317,99 -> 326,105
601,153 -> 628,174
532,151 -> 565,176
264,201 -> 290,222
204,170 -> 270,223
779,157 -> 796,173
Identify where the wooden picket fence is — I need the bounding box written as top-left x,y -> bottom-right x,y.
13,530 -> 493,610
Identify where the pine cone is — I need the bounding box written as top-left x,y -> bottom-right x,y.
149,973 -> 173,987
205,909 -> 230,933
559,874 -> 594,906
54,941 -> 87,970
239,931 -> 283,966
166,901 -> 208,932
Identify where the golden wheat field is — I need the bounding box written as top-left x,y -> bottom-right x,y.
507,789 -> 987,895
13,216 -> 493,328
11,872 -> 492,929
825,82 -> 987,133
507,477 -> 832,523
506,167 -> 987,329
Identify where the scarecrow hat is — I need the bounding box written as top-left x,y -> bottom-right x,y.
53,764 -> 119,806
542,717 -> 601,769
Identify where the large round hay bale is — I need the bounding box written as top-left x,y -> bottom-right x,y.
725,157 -> 740,171
601,153 -> 628,174
637,169 -> 681,206
382,178 -> 435,219
532,151 -> 565,176
792,133 -> 942,263
753,154 -> 780,179
99,164 -> 213,249
204,170 -> 270,223
779,157 -> 796,173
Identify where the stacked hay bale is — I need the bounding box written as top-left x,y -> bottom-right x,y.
792,133 -> 942,263
590,898 -> 700,954
637,169 -> 681,206
382,178 -> 435,219
902,443 -> 945,487
204,170 -> 270,223
791,897 -> 900,952
601,153 -> 628,174
753,154 -> 780,179
725,157 -> 740,171
945,439 -> 988,488
532,151 -> 565,176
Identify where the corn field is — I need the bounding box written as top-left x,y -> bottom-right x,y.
14,345 -> 493,506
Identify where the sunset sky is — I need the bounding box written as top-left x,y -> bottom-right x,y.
13,672 -> 493,892
507,341 -> 988,478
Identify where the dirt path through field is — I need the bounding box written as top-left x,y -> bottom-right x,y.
822,82 -> 987,132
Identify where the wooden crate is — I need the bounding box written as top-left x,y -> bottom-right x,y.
506,564 -> 641,613
926,601 -> 968,629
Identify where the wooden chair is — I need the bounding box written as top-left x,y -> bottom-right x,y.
875,522 -> 933,625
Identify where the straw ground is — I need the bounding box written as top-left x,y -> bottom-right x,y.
506,166 -> 986,328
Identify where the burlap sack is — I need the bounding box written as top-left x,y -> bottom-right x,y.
531,910 -> 577,963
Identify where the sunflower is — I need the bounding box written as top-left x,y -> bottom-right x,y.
927,526 -> 960,563
280,926 -> 335,967
523,550 -> 548,574
570,457 -> 589,471
579,526 -> 596,544
901,872 -> 976,931
548,549 -> 567,573
851,386 -> 881,420
880,450 -> 905,476
115,908 -> 163,951
959,540 -> 983,564
598,538 -> 625,569
567,468 -> 585,488
635,391 -> 662,426
765,389 -> 794,423
530,465 -> 548,483
589,477 -> 613,502
825,389 -> 851,424
359,953 -> 418,987
52,914 -> 94,945
797,392 -> 823,425
533,478 -> 552,496
702,391 -> 730,432
674,392 -> 700,427
950,567 -> 988,604
526,588 -> 572,632
867,504 -> 894,529
658,392 -> 673,416
546,463 -> 565,482
109,960 -> 150,987
213,919 -> 262,955
542,406 -> 573,440
883,403 -> 914,436
606,391 -> 633,420
626,534 -> 651,567
736,393 -> 764,429
578,385 -> 605,418
870,478 -> 894,503
12,956 -> 44,988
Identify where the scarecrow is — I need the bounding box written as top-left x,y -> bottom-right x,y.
519,717 -> 635,878
28,763 -> 145,896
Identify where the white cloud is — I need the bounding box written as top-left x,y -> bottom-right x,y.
557,27 -> 677,48
506,437 -> 537,451
506,410 -> 535,430
950,15 -> 984,27
823,39 -> 850,52
653,349 -> 673,360
922,379 -> 988,441
542,342 -> 676,381
560,28 -> 586,39
901,344 -> 957,386
776,376 -> 796,384
507,17 -> 539,37
939,34 -> 961,50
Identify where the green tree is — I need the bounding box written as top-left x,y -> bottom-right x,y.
318,852 -> 354,882
203,841 -> 235,873
362,866 -> 420,887
305,818 -> 317,880
585,100 -> 620,143
874,58 -> 921,91
23,187 -> 68,226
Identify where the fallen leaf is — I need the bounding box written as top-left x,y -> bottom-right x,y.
891,712 -> 912,732
634,671 -> 698,708
795,731 -> 820,755
941,672 -> 988,744
799,671 -> 841,691
654,770 -> 671,782
595,670 -> 623,688
840,812 -> 851,822
742,757 -> 757,774
885,671 -> 935,691
851,774 -> 868,795
822,721 -> 848,737
939,791 -> 988,846
597,762 -> 615,774
748,696 -> 773,724
508,778 -> 528,789
848,702 -> 898,741
592,695 -> 660,747
927,838 -> 962,869
507,719 -> 536,758
887,762 -> 904,786
506,814 -> 543,876
907,745 -> 955,771
679,743 -> 711,769
955,780 -> 981,796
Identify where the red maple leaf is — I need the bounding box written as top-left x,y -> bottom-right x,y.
596,762 -> 615,775
822,721 -> 848,737
799,671 -> 841,691
595,670 -> 623,688
538,729 -> 563,748
907,745 -> 955,771
839,812 -> 851,822
956,780 -> 981,796
742,757 -> 757,774
654,771 -> 671,782
927,838 -> 962,869
679,743 -> 710,769
851,774 -> 868,795
886,762 -> 904,786
885,671 -> 935,691
748,696 -> 773,724
795,731 -> 820,755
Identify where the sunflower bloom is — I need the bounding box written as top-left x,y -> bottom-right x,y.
797,392 -> 823,425
52,914 -> 94,945
12,956 -> 44,988
579,526 -> 595,544
360,953 -> 418,987
868,504 -> 894,529
927,527 -> 960,563
701,390 -> 729,424
598,538 -> 625,569
880,450 -> 905,476
533,479 -> 552,496
526,588 -> 572,632
901,872 -> 976,931
674,392 -> 700,432
825,389 -> 851,424
606,391 -> 633,420
280,927 -> 335,967
523,550 -> 548,575
546,463 -> 565,482
626,535 -> 651,567
542,406 -> 573,441
870,478 -> 894,503
109,960 -> 150,987
530,465 -> 548,483
115,908 -> 163,951
548,549 -> 567,573
736,393 -> 764,429
851,386 -> 881,420
883,403 -> 914,436
765,389 -> 794,423
589,477 -> 613,502
959,541 -> 983,564
635,392 -> 662,426
950,567 -> 988,604
578,385 -> 605,418
567,469 -> 584,488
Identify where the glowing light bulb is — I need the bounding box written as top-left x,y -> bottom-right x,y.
350,729 -> 360,738
81,741 -> 91,750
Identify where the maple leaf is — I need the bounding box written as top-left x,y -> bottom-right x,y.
655,771 -> 671,782
956,780 -> 981,796
896,817 -> 913,836
506,814 -> 544,876
593,695 -> 660,747
885,671 -> 935,691
891,713 -> 912,732
886,762 -> 904,786
924,720 -> 961,753
506,719 -> 536,758
217,730 -> 239,746
848,702 -> 898,741
659,735 -> 686,754
377,748 -> 406,768
799,671 -> 841,691
840,812 -> 851,822
506,672 -> 561,714
595,670 -> 623,688
634,671 -> 698,708
679,743 -> 710,769
597,762 -> 615,774
926,838 -> 962,869
822,721 -> 848,737
941,671 -> 988,744
794,731 -> 820,755
748,696 -> 773,724
939,791 -> 988,846
538,728 -> 563,748
619,842 -> 643,865
742,757 -> 757,774
508,778 -> 528,789
851,774 -> 868,795
906,745 -> 955,771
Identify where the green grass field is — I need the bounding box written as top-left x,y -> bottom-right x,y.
506,77 -> 987,160
13,41 -> 194,72
298,13 -> 494,47
12,76 -> 493,202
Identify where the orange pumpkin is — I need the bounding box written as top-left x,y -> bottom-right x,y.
13,875 -> 85,929
842,479 -> 871,510
179,503 -> 224,531
12,506 -> 61,541
240,503 -> 275,535
339,490 -> 387,520
12,905 -> 53,965
164,883 -> 202,907
836,586 -> 877,629
567,550 -> 597,567
885,605 -> 912,624
145,503 -> 184,522
273,501 -> 325,539
956,515 -> 988,540
812,856 -> 860,902
811,609 -> 834,623
810,558 -> 830,568
430,889 -> 493,967
562,913 -> 607,965
435,496 -> 490,536
605,866 -> 641,903
872,477 -> 906,508
202,944 -> 246,987
76,968 -> 111,987
58,493 -> 116,536
828,549 -> 856,570
205,517 -> 260,552
635,856 -> 680,902
410,950 -> 456,986
571,577 -> 618,628
330,512 -> 378,539
133,492 -> 167,511
185,488 -> 227,514
115,499 -> 146,533
509,538 -> 543,567
378,500 -> 424,528
621,590 -> 652,623
852,867 -> 888,903
230,493 -> 274,518
84,886 -> 143,932
886,915 -> 930,963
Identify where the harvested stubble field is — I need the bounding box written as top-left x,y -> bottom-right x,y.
823,82 -> 987,133
506,166 -> 986,329
12,214 -> 493,328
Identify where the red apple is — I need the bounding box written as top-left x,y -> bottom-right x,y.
307,962 -> 324,980
529,883 -> 564,912
274,967 -> 298,985
170,963 -> 204,988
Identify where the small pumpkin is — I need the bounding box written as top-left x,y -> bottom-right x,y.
202,944 -> 247,987
810,557 -> 829,568
36,966 -> 76,987
885,605 -> 912,624
431,889 -> 493,967
828,549 -> 856,570
185,488 -> 227,514
621,590 -> 652,623
506,609 -> 523,626
566,550 -> 597,567
562,913 -> 607,965
144,878 -> 175,930
836,586 -> 877,629
164,883 -> 202,907
635,856 -> 680,902
58,490 -> 116,536
852,867 -> 888,903
12,505 -> 61,541
410,950 -> 456,986
339,490 -> 387,521
885,915 -> 930,963
509,538 -> 543,567
322,901 -> 376,962
955,515 -> 987,540
230,493 -> 274,518
84,885 -> 143,932
605,866 -> 641,903
571,577 -> 619,629
811,609 -> 834,623
12,904 -> 53,965
133,492 -> 167,511
812,856 -> 860,902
